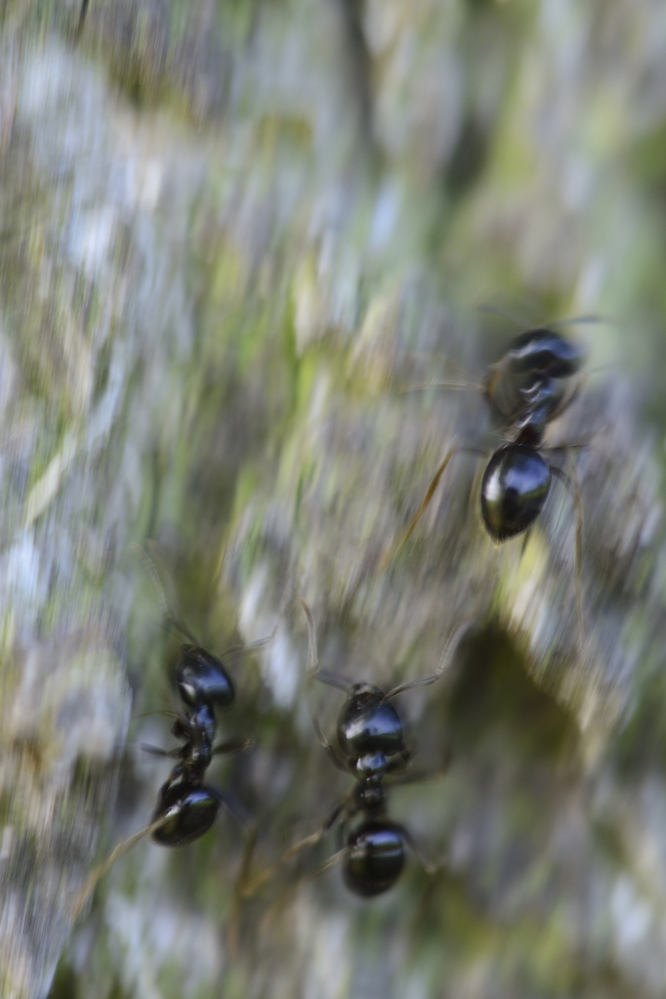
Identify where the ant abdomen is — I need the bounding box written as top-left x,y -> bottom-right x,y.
336,686 -> 403,759
175,645 -> 235,708
480,444 -> 551,541
152,779 -> 220,847
344,819 -> 407,897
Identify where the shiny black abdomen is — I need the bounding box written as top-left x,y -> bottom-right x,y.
481,444 -> 551,541
152,781 -> 220,847
507,329 -> 584,379
337,690 -> 403,759
344,819 -> 406,897
175,645 -> 235,708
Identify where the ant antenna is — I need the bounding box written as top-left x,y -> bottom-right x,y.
299,600 -> 353,692
398,378 -> 483,395
130,542 -> 170,618
130,542 -> 201,644
385,619 -> 472,699
218,573 -> 294,662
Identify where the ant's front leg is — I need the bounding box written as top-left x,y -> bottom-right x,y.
386,753 -> 451,787
140,743 -> 184,759
211,736 -> 254,756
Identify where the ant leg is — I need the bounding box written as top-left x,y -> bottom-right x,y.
394,823 -> 442,876
379,444 -> 458,572
551,462 -> 584,653
379,446 -> 489,572
228,824 -> 258,956
299,599 -> 353,692
386,756 -> 451,787
209,787 -> 251,835
71,810 -> 176,920
239,798 -> 349,899
140,743 -> 183,759
257,848 -> 350,934
211,736 -> 254,755
310,713 -> 349,773
384,619 -> 472,699
76,0 -> 89,41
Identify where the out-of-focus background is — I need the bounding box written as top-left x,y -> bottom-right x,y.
2,1 -> 666,997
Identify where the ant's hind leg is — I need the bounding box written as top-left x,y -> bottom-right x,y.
239,798 -> 350,899
378,444 -> 459,572
395,823 -> 442,877
551,460 -> 585,654
379,445 -> 490,573
71,811 -> 176,921
257,847 -> 350,933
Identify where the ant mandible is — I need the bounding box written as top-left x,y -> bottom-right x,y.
385,324 -> 588,564
240,602 -> 470,900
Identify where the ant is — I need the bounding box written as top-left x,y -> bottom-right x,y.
72,549 -> 277,917
240,602 -> 469,901
140,616 -> 255,849
385,324 -> 589,568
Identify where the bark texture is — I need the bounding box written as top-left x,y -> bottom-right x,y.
0,2 -> 665,998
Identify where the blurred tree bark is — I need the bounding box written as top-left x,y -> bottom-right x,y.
1,2 -> 666,998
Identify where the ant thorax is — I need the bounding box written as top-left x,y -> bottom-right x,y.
353,774 -> 387,811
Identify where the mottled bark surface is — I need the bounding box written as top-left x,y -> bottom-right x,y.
1,1 -> 666,997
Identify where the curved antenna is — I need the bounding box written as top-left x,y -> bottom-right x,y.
398,379 -> 483,395
547,314 -> 609,331
160,614 -> 199,645
385,619 -> 473,700
478,302 -> 526,329
134,708 -> 184,724
299,600 -> 354,692
218,566 -> 294,662
129,542 -> 170,619
130,543 -> 201,644
480,302 -> 610,334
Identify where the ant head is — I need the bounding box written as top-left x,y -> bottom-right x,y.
175,645 -> 235,709
337,686 -> 404,761
508,328 -> 585,379
481,444 -> 551,542
343,819 -> 406,897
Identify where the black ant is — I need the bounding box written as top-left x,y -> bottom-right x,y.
72,549 -> 277,917
140,617 -> 255,849
240,602 -> 469,901
386,324 -> 588,565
